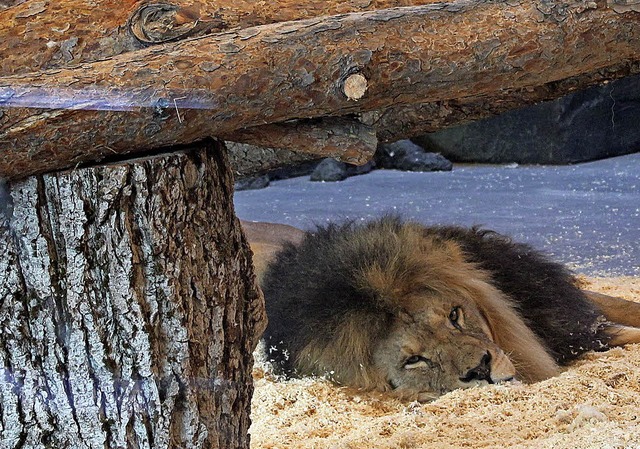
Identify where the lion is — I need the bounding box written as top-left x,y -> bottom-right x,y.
243,217 -> 640,402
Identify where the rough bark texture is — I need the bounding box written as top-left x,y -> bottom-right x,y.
1,0 -> 639,180
224,117 -> 377,166
226,142 -> 319,179
0,0 -> 442,76
0,139 -> 265,448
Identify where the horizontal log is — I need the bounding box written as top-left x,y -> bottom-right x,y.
223,117 -> 377,165
1,0 -> 639,180
227,142 -> 319,178
0,0 -> 442,76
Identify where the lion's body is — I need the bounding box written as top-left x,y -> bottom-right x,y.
257,217 -> 640,401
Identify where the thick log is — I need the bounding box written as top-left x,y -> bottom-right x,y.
0,0 -> 442,76
0,0 -> 424,159
224,117 -> 377,165
231,61 -> 640,176
226,142 -> 319,178
0,139 -> 266,448
1,1 -> 639,180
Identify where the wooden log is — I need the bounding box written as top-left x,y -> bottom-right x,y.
0,139 -> 265,448
0,0 -> 442,76
226,142 -> 320,179
226,61 -> 640,177
0,0 -> 423,158
1,1 -> 639,180
224,117 -> 377,165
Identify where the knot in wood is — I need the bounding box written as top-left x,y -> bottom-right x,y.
130,3 -> 200,44
342,73 -> 368,101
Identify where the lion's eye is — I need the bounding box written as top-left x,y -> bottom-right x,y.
404,355 -> 431,369
449,306 -> 463,327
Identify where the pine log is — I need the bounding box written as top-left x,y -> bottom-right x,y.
227,142 -> 320,179
231,60 -> 640,176
0,139 -> 265,448
1,1 -> 639,180
0,0 -> 442,76
0,0 -> 429,160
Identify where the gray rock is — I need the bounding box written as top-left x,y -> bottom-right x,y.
345,160 -> 376,177
235,175 -> 270,191
310,158 -> 349,182
414,74 -> 640,164
310,158 -> 377,182
376,140 -> 453,172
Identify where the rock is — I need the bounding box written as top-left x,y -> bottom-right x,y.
414,74 -> 640,164
310,158 -> 348,182
375,140 -> 453,172
310,158 -> 377,182
346,160 -> 376,177
235,174 -> 270,191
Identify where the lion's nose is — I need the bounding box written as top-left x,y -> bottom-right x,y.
460,352 -> 493,383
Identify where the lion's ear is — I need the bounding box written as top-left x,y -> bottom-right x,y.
467,278 -> 560,383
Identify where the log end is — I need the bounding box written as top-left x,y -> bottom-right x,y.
343,73 -> 368,101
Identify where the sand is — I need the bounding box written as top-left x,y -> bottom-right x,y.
250,277 -> 640,449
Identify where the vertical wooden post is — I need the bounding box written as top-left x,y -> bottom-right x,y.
0,140 -> 265,448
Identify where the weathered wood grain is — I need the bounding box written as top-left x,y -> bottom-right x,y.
224,117 -> 377,166
369,60 -> 640,142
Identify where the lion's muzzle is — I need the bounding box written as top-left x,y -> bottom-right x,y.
460,352 -> 493,383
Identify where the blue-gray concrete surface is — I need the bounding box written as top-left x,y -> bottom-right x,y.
234,153 -> 640,276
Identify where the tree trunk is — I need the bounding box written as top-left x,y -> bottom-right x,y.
0,139 -> 265,448
0,0 -> 442,76
1,1 -> 638,180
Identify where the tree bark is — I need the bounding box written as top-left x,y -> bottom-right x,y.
224,117 -> 377,166
1,1 -> 639,180
0,139 -> 265,448
227,142 -> 320,179
0,0 -> 442,76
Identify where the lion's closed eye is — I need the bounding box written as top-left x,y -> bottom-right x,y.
403,355 -> 435,370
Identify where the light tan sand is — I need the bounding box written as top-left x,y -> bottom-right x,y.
250,277 -> 640,449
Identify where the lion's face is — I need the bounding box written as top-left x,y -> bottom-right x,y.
372,292 -> 516,402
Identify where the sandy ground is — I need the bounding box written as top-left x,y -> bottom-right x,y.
250,277 -> 640,449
